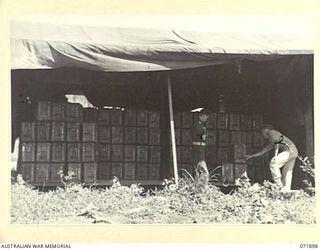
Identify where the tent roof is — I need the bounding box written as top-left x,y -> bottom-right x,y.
10,20 -> 313,72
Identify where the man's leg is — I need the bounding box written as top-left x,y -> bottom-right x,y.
269,152 -> 290,188
281,158 -> 296,191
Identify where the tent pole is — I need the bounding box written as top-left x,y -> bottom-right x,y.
167,72 -> 179,186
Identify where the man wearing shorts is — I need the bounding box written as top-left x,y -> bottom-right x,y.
245,124 -> 298,191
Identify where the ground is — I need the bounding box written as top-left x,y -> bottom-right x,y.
10,176 -> 315,224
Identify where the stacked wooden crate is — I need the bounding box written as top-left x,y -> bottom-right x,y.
19,102 -> 162,185
169,111 -> 267,184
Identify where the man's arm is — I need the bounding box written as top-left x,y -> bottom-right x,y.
245,143 -> 274,160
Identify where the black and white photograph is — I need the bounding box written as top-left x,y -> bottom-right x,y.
9,14 -> 315,225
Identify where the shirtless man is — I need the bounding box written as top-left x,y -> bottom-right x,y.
245,124 -> 298,191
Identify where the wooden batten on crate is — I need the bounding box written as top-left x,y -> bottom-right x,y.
149,111 -> 160,128
136,145 -> 148,162
82,122 -> 97,142
83,108 -> 97,122
21,142 -> 36,162
37,122 -> 51,141
149,128 -> 160,145
37,101 -> 51,121
206,129 -> 217,146
137,110 -> 148,127
240,114 -> 252,130
181,112 -> 193,128
66,123 -> 80,142
111,162 -> 123,179
21,122 -> 36,141
51,122 -> 65,141
111,127 -> 123,143
136,163 -> 148,180
20,163 -> 35,182
205,147 -> 217,163
98,143 -> 110,162
180,146 -> 192,163
36,143 -> 51,162
83,162 -> 97,183
66,103 -> 83,122
218,130 -> 230,146
67,143 -> 81,162
217,113 -> 228,130
35,163 -> 50,183
51,102 -> 66,121
98,125 -> 111,143
50,163 -> 64,182
110,109 -> 123,126
111,144 -> 123,162
98,108 -> 110,124
229,114 -> 241,130
124,163 -> 136,180
181,129 -> 192,145
82,143 -> 96,162
136,127 -> 148,144
206,112 -> 217,129
124,127 -> 136,144
149,146 -> 161,163
51,143 -> 66,162
149,164 -> 160,180
124,145 -> 136,162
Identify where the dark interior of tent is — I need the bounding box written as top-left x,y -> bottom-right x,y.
11,54 -> 313,188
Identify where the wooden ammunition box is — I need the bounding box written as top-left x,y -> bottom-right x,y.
21,142 -> 36,162
136,163 -> 148,180
137,110 -> 148,127
111,126 -> 123,144
234,163 -> 247,180
51,122 -> 65,141
207,112 -> 217,129
98,162 -> 110,180
37,122 -> 51,141
174,112 -> 181,128
221,163 -> 234,184
67,143 -> 81,162
181,129 -> 192,145
98,125 -> 111,143
36,143 -> 51,162
82,143 -> 96,162
124,127 -> 136,144
240,115 -> 252,130
67,163 -> 82,182
37,101 -> 51,121
206,129 -> 217,146
110,109 -> 122,126
51,143 -> 66,162
98,143 -> 111,162
66,123 -> 80,142
51,102 -> 66,121
124,145 -> 136,162
20,163 -> 35,182
180,146 -> 193,163
136,127 -> 148,144
233,144 -> 246,163
50,163 -> 64,182
149,164 -> 160,179
241,131 -> 253,147
217,113 -> 228,130
149,111 -> 160,128
136,145 -> 148,162
229,113 -> 241,130
66,103 -> 82,122
111,162 -> 123,179
124,163 -> 136,180
111,144 -> 123,162
83,108 -> 97,122
205,147 -> 217,163
124,109 -> 136,126
218,130 -> 230,146
149,128 -> 161,145
35,163 -> 50,183
253,132 -> 264,148
149,146 -> 160,163
82,122 -> 98,142
21,122 -> 36,141
252,114 -> 263,130
83,162 -> 97,183
98,108 -> 110,124
230,131 -> 242,145
181,112 -> 193,128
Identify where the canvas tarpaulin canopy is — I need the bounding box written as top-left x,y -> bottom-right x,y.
10,21 -> 313,72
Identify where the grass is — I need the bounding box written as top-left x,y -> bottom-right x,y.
11,173 -> 316,224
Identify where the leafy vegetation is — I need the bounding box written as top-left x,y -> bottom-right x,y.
11,162 -> 315,224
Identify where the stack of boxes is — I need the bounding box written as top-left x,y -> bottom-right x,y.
19,102 -> 161,185
169,112 -> 268,184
